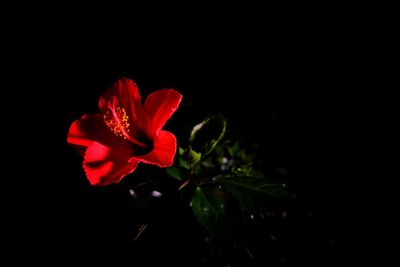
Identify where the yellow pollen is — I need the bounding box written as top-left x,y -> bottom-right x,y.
103,106 -> 131,138
102,106 -> 148,149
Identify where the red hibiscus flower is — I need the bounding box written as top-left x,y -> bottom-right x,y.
67,78 -> 182,186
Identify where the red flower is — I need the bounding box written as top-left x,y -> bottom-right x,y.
67,78 -> 182,186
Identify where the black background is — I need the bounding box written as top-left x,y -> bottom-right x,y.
7,11 -> 380,266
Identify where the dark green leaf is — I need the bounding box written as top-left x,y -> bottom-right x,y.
188,147 -> 202,166
178,146 -> 186,156
227,141 -> 241,158
189,115 -> 227,156
216,175 -> 288,211
178,157 -> 190,170
166,167 -> 182,180
178,146 -> 202,169
231,163 -> 254,175
191,186 -> 233,236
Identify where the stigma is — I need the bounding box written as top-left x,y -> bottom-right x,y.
103,106 -> 147,148
103,106 -> 130,138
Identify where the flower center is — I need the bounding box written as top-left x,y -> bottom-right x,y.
104,107 -> 130,137
103,106 -> 148,148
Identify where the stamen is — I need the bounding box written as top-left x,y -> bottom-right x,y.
103,106 -> 147,148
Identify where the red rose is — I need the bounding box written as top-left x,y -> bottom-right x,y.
67,78 -> 182,186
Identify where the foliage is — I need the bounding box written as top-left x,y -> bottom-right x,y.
166,115 -> 288,237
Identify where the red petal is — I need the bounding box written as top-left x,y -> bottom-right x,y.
67,114 -> 107,147
67,113 -> 130,151
98,78 -> 142,123
83,142 -> 138,186
135,130 -> 177,167
143,89 -> 182,136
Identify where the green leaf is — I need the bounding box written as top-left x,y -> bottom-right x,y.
216,175 -> 288,211
227,141 -> 241,158
166,167 -> 182,180
178,157 -> 190,170
188,147 -> 202,166
178,146 -> 186,156
189,115 -> 227,156
178,146 -> 202,169
191,186 -> 233,236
